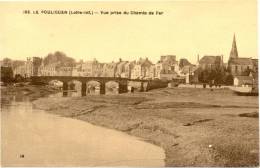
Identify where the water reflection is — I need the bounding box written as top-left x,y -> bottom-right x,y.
1,93 -> 165,166
48,80 -> 125,98
58,88 -> 120,97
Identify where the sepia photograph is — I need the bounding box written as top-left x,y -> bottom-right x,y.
0,0 -> 259,167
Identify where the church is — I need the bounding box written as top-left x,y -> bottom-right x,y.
228,34 -> 255,76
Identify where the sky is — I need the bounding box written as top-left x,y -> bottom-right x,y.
0,0 -> 257,64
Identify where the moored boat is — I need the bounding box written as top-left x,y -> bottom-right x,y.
230,86 -> 258,96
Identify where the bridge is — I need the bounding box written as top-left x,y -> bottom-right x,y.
31,76 -> 151,95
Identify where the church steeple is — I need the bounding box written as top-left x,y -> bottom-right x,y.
229,34 -> 238,59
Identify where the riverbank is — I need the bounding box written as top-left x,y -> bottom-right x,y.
33,87 -> 259,166
1,85 -> 60,104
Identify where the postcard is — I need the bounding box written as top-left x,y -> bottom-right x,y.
0,0 -> 258,167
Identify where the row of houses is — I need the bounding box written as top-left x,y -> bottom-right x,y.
8,52 -> 258,84
35,55 -> 190,81
8,54 -> 197,82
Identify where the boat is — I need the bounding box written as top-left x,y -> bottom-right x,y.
230,85 -> 258,96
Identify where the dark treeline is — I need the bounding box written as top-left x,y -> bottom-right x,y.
1,67 -> 28,83
196,66 -> 252,86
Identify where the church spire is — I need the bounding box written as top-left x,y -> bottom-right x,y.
229,33 -> 238,59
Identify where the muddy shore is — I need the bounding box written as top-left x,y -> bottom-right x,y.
31,87 -> 259,166
1,85 -> 60,104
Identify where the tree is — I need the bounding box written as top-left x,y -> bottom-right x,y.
198,68 -> 210,83
197,66 -> 226,85
225,74 -> 234,85
2,58 -> 12,67
43,51 -> 75,67
14,74 -> 24,83
1,66 -> 13,83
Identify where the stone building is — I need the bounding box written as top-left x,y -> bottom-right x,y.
115,59 -> 128,78
199,55 -> 223,70
71,59 -> 103,77
102,62 -> 117,77
81,59 -> 102,77
72,63 -> 85,76
38,63 -> 57,76
178,64 -> 198,83
228,58 -> 253,76
56,66 -> 73,76
155,55 -> 179,79
123,61 -> 135,78
148,64 -> 156,79
131,58 -> 153,79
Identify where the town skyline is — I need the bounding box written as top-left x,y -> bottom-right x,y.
0,0 -> 257,63
0,33 -> 256,65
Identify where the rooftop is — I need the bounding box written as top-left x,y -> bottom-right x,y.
229,58 -> 253,65
199,55 -> 222,64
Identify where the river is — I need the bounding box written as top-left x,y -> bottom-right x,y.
1,91 -> 165,166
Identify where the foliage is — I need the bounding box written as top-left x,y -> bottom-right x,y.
43,51 -> 75,67
224,74 -> 234,85
197,67 -> 232,85
14,74 -> 25,83
2,58 -> 13,67
1,66 -> 13,83
33,57 -> 43,67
